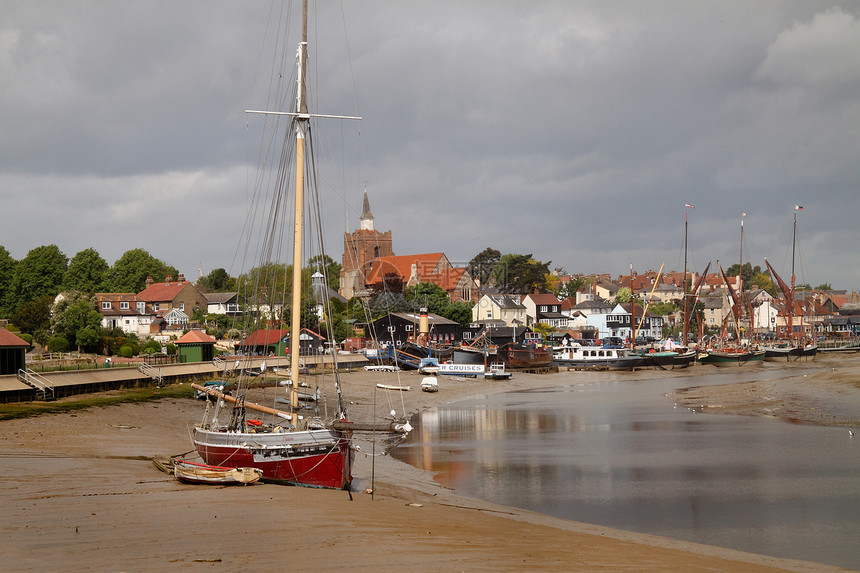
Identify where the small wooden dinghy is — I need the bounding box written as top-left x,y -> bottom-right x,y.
173,459 -> 263,486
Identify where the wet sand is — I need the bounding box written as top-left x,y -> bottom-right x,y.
2,356 -> 858,572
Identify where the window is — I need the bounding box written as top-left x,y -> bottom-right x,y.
101,302 -> 111,310
180,303 -> 185,311
540,305 -> 548,312
120,301 -> 129,310
137,302 -> 145,313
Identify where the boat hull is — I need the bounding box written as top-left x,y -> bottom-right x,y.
699,348 -> 765,366
555,355 -> 645,370
192,426 -> 352,490
497,342 -> 554,369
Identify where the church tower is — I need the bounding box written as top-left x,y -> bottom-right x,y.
340,189 -> 393,299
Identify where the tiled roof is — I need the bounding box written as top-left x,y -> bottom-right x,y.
205,292 -> 238,304
138,280 -> 191,302
525,293 -> 561,305
0,329 -> 29,347
365,253 -> 446,285
240,329 -> 290,346
174,330 -> 216,344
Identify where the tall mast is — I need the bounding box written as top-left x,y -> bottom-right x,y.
682,204 -> 692,345
288,0 -> 310,417
245,0 -> 360,424
630,263 -> 636,347
788,207 -> 800,343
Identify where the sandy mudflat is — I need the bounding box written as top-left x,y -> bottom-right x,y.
2,356 -> 858,572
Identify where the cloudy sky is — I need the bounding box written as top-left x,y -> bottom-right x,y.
2,1 -> 858,291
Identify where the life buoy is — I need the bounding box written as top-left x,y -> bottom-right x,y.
247,419 -> 263,426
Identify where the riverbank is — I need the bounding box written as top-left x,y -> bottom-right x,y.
1,357 -> 857,572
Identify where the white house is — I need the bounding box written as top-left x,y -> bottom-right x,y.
471,294 -> 527,327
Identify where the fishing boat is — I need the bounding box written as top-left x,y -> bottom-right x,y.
173,459 -> 263,486
698,263 -> 765,367
762,206 -> 817,361
496,338 -> 554,369
392,308 -> 454,369
553,342 -> 644,370
698,346 -> 765,366
190,1 -> 359,490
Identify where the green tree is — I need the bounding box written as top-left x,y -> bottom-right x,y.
725,262 -> 762,289
107,249 -> 178,292
75,310 -> 104,351
555,275 -> 584,299
142,339 -> 162,355
6,245 -> 68,314
63,248 -> 109,292
615,286 -> 633,304
404,282 -> 450,314
648,301 -> 678,316
47,335 -> 69,353
752,272 -> 776,296
50,291 -> 98,351
814,283 -> 832,291
368,291 -> 410,319
491,253 -> 551,294
238,263 -> 292,308
198,268 -> 236,292
468,247 -> 501,288
0,246 -> 17,318
11,295 -> 54,335
441,300 -> 474,327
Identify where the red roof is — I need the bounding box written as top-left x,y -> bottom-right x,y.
174,330 -> 216,345
0,329 -> 29,347
365,253 -> 446,285
364,253 -> 472,293
138,279 -> 191,302
526,293 -> 561,305
240,329 -> 290,346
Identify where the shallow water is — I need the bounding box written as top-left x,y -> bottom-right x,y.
392,363 -> 860,569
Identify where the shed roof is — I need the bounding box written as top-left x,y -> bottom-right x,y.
0,329 -> 29,348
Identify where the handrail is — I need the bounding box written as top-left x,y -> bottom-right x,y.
17,368 -> 55,400
137,362 -> 163,385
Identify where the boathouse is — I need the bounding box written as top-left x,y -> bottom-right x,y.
174,329 -> 216,363
0,329 -> 29,375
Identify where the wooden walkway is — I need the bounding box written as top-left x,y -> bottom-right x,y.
0,354 -> 369,403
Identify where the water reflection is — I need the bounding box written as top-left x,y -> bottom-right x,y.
392,365 -> 860,569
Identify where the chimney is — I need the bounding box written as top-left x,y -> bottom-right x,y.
165,275 -> 173,285
178,274 -> 185,283
145,276 -> 154,288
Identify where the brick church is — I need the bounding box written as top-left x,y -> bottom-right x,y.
339,190 -> 394,299
338,190 -> 479,303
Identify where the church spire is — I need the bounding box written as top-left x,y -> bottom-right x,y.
359,187 -> 375,231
